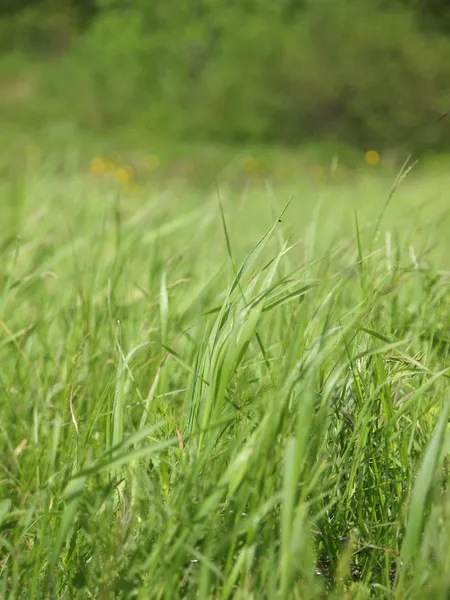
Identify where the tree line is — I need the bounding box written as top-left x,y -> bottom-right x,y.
2,0 -> 450,150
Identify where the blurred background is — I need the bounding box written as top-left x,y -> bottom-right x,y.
1,0 -> 450,165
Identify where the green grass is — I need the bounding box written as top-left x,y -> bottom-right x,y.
1,144 -> 450,599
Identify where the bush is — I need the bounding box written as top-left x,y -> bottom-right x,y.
0,1 -> 79,55
5,0 -> 450,151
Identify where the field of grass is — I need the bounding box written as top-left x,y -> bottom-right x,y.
1,142 -> 450,599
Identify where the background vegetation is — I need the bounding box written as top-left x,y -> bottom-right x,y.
2,0 -> 450,151
2,2 -> 450,598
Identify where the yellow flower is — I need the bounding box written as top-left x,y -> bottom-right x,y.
89,157 -> 110,175
114,165 -> 134,184
364,150 -> 380,166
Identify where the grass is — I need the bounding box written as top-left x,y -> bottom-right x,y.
1,142 -> 450,599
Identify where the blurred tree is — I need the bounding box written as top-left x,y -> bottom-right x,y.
0,0 -> 98,54
2,0 -> 450,150
377,0 -> 450,31
0,0 -> 40,14
0,0 -> 96,27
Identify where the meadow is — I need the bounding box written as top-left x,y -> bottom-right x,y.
1,140 -> 450,599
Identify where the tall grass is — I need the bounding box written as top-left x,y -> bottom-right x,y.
1,151 -> 450,599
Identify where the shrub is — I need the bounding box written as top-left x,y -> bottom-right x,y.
4,0 -> 450,151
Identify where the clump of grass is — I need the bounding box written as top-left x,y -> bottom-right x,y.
1,150 -> 450,599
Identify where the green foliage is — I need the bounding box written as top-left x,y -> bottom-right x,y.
0,0 -> 78,55
17,0 -> 448,151
2,0 -> 450,148
1,141 -> 450,597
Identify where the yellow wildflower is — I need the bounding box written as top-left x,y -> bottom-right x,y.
364,150 -> 380,166
89,157 -> 110,175
114,165 -> 134,184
